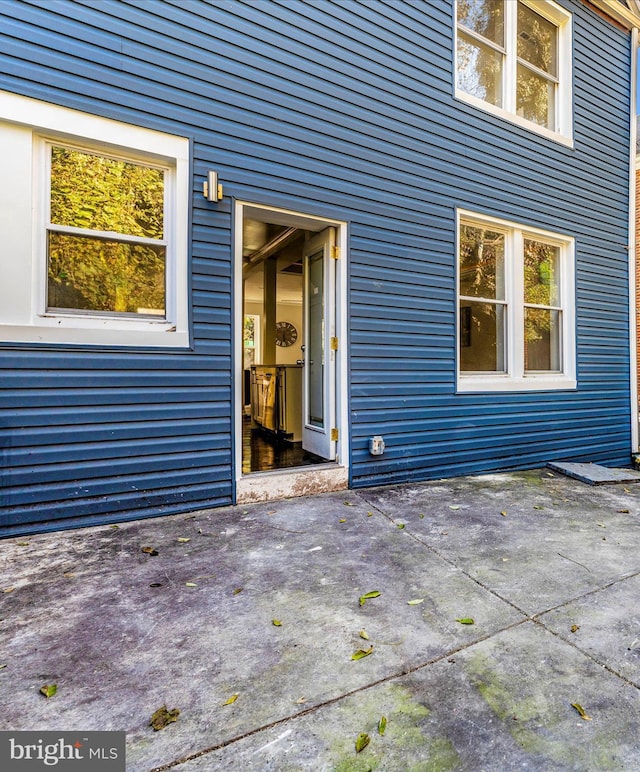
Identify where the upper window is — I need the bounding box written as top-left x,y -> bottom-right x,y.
0,90 -> 189,347
455,0 -> 572,143
457,210 -> 576,391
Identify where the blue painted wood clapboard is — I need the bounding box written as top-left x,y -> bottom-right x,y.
0,0 -> 633,532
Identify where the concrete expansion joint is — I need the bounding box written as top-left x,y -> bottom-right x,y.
528,568 -> 640,628
530,616 -> 640,693
527,571 -> 640,694
150,618 -> 531,772
358,493 -> 533,620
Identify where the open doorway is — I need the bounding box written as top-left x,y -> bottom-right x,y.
236,203 -> 347,480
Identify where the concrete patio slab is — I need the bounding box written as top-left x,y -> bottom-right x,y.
360,470 -> 640,615
1,469 -> 640,770
538,574 -> 640,687
174,624 -> 640,772
547,462 -> 640,486
0,489 -> 522,771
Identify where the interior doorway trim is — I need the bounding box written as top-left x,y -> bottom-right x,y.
233,200 -> 349,503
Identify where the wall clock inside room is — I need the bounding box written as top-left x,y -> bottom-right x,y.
275,321 -> 298,347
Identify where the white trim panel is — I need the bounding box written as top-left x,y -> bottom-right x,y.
0,90 -> 190,347
233,201 -> 349,495
454,0 -> 574,146
456,208 -> 576,393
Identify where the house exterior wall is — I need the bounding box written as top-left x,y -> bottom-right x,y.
0,0 -> 634,534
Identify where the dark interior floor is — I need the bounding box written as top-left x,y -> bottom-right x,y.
242,415 -> 327,474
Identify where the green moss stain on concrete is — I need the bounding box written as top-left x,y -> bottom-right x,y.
465,651 -> 623,769
323,682 -> 461,770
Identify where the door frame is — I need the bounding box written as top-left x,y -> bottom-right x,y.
233,201 -> 349,502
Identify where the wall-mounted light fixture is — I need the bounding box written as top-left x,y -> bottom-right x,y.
203,170 -> 223,202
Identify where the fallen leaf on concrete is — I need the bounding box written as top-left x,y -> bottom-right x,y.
456,618 -> 475,625
232,588 -> 243,595
618,509 -> 630,514
623,488 -> 631,494
0,664 -> 6,670
63,573 -> 76,579
177,537 -> 191,543
359,629 -> 369,640
3,587 -> 14,593
449,505 -> 460,510
149,705 -> 180,730
570,625 -> 580,633
272,619 -> 282,626
359,591 -> 381,607
149,583 -> 163,588
367,512 -> 374,517
141,547 -> 159,556
344,501 -> 355,507
407,598 -> 425,605
355,733 -> 370,753
397,523 -> 405,529
185,582 -> 197,587
533,505 -> 544,510
419,513 -> 425,519
571,702 -> 592,721
500,511 -> 507,517
295,696 -> 306,704
339,519 -> 347,523
109,524 -> 119,529
17,542 -> 29,547
39,684 -> 57,698
352,645 -> 374,660
223,694 -> 238,705
378,716 -> 387,735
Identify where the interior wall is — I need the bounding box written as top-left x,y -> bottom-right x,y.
275,302 -> 303,364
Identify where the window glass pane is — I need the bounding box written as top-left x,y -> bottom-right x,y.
525,308 -> 561,371
524,239 -> 560,306
307,249 -> 324,427
517,2 -> 558,76
459,302 -> 506,372
516,64 -> 555,129
457,0 -> 504,45
50,146 -> 165,239
459,225 -> 505,300
48,233 -> 165,315
457,33 -> 503,108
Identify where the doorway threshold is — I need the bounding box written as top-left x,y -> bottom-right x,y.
236,464 -> 348,504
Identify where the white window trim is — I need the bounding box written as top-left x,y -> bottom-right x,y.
0,90 -> 190,347
454,0 -> 573,147
456,209 -> 576,393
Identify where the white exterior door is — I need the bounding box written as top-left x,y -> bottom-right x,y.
302,228 -> 336,460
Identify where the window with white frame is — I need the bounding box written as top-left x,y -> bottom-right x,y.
0,90 -> 190,347
457,211 -> 575,391
455,0 -> 572,143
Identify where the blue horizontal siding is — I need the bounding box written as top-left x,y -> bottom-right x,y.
0,0 -> 634,532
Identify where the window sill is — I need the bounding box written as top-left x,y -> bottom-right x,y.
0,322 -> 189,348
457,375 -> 577,393
455,90 -> 574,149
